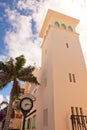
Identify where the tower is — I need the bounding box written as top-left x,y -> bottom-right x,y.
37,9 -> 87,130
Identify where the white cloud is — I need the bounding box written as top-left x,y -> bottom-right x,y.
0,55 -> 7,61
4,0 -> 87,67
4,7 -> 41,67
0,95 -> 3,103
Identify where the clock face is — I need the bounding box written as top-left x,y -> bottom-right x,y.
20,97 -> 33,112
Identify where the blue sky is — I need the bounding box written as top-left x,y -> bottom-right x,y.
0,0 -> 87,102
0,0 -> 42,101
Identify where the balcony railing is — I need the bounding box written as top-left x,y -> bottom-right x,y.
70,107 -> 87,130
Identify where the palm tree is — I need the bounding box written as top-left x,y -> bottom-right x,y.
0,55 -> 39,130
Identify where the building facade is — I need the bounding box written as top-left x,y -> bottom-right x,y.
35,9 -> 87,130
24,9 -> 87,130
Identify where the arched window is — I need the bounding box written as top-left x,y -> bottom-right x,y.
48,24 -> 51,28
68,26 -> 73,31
61,23 -> 66,29
55,21 -> 60,27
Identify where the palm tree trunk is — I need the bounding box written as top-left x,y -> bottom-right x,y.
3,95 -> 13,130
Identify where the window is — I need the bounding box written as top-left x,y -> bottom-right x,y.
61,23 -> 66,29
55,21 -> 60,27
66,43 -> 69,48
19,88 -> 24,94
48,24 -> 51,28
43,108 -> 48,127
69,73 -> 72,82
25,120 -> 27,129
32,115 -> 36,129
27,118 -> 32,129
68,26 -> 73,31
72,74 -> 76,83
69,73 -> 76,83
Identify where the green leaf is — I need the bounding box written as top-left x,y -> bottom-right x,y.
15,55 -> 26,71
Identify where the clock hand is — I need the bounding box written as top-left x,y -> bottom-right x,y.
25,103 -> 30,106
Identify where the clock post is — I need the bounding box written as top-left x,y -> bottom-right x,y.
22,114 -> 26,130
20,97 -> 33,130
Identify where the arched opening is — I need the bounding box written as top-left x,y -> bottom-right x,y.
68,26 -> 73,31
55,21 -> 60,27
61,23 -> 66,29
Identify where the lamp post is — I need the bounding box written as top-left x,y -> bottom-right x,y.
20,97 -> 33,130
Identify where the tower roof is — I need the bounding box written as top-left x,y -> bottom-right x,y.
39,9 -> 79,38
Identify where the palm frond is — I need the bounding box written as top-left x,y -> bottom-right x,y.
0,61 -> 8,72
0,72 -> 11,89
15,55 -> 26,72
0,80 -> 11,90
0,61 -> 4,70
5,59 -> 14,74
0,59 -> 14,74
18,66 -> 35,76
18,74 -> 39,85
18,66 -> 39,85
